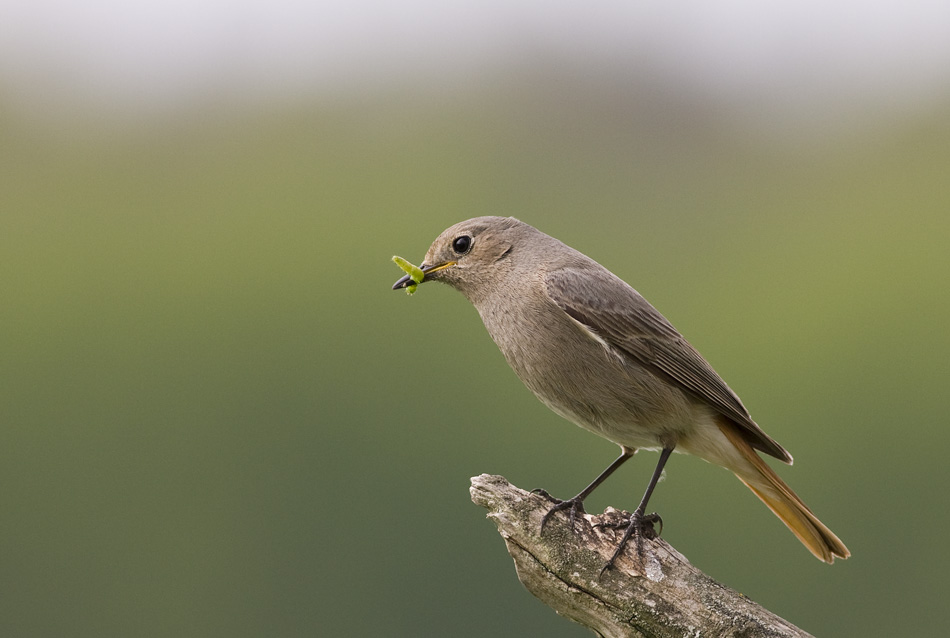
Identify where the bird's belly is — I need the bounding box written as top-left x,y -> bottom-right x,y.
494,320 -> 699,449
537,395 -> 680,451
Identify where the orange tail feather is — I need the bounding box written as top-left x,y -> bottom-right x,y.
717,420 -> 850,563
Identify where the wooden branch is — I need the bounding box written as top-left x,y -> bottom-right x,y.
470,474 -> 813,638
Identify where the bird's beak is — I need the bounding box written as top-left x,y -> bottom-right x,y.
391,261 -> 456,290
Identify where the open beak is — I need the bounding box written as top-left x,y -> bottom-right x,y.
391,261 -> 456,290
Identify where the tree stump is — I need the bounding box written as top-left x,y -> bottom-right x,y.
470,474 -> 813,638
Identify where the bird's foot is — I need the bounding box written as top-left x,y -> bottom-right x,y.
594,510 -> 662,537
597,510 -> 662,577
531,489 -> 587,532
530,488 -> 559,503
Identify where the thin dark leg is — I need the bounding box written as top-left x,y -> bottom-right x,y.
601,447 -> 674,576
536,447 -> 635,531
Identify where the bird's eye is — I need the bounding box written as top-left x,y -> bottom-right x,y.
452,235 -> 472,255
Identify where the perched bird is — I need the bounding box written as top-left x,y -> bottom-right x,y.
393,216 -> 849,567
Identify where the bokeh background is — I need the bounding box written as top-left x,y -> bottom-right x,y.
2,2 -> 948,636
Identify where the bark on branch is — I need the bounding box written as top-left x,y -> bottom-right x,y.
470,474 -> 813,638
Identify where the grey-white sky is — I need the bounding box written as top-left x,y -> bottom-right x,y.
2,0 -> 949,119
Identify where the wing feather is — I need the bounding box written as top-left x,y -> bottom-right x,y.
545,267 -> 792,463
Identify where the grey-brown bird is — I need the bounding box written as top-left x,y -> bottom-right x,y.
393,216 -> 849,566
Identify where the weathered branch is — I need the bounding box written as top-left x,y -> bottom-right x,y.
470,474 -> 813,638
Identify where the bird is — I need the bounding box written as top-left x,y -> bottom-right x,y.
393,216 -> 849,567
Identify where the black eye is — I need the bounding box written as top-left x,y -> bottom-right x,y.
452,235 -> 472,255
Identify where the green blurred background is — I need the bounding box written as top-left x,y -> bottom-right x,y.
2,4 -> 949,637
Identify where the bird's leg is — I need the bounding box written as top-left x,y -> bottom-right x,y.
534,447 -> 635,532
600,447 -> 674,577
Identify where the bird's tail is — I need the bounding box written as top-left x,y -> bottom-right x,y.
716,419 -> 850,563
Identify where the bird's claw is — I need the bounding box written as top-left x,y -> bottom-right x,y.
598,511 -> 663,577
595,511 -> 662,538
530,488 -> 559,502
532,491 -> 587,532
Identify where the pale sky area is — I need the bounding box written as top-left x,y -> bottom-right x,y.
1,0 -> 949,122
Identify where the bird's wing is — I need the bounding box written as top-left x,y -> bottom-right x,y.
544,267 -> 792,463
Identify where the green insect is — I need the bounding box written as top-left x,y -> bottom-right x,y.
392,255 -> 424,294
